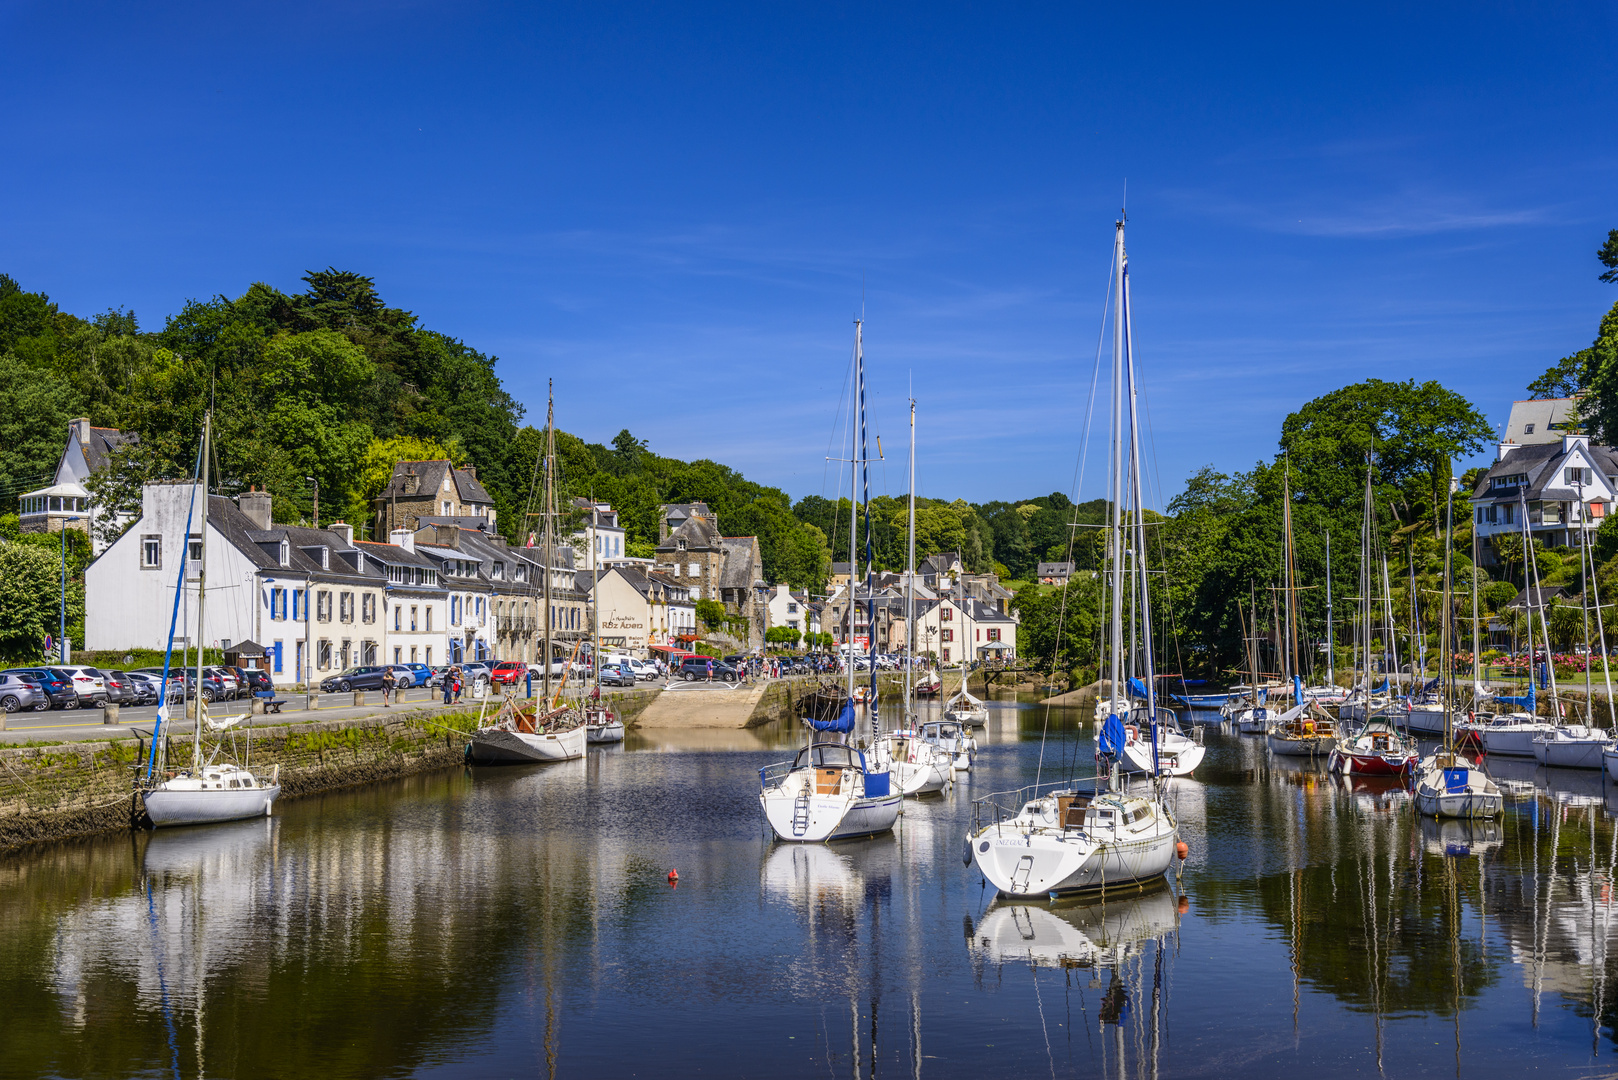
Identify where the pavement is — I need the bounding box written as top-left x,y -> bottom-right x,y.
0,684 -> 516,745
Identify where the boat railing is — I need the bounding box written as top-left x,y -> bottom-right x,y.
759,760 -> 797,789
970,774 -> 1104,833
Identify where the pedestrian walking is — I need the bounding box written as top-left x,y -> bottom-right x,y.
441,668 -> 453,705
381,667 -> 395,707
452,667 -> 463,704
705,658 -> 714,683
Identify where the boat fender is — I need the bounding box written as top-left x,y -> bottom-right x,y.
1175,841 -> 1189,861
962,835 -> 973,866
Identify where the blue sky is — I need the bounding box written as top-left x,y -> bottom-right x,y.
3,2 -> 1614,508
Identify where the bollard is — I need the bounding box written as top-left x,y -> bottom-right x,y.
353,691 -> 365,707
103,702 -> 120,725
251,697 -> 266,716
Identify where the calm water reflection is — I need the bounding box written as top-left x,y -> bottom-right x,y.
5,702 -> 1618,1077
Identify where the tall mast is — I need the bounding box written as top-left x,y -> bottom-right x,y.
1107,219 -> 1126,719
194,411 -> 211,770
1324,530 -> 1334,688
1282,464 -> 1298,693
1121,225 -> 1161,776
543,382 -> 555,703
1440,461 -> 1454,749
905,397 -> 916,720
861,322 -> 876,731
848,321 -> 860,708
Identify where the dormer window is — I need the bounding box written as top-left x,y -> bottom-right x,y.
442,500 -> 453,516
1524,424 -> 1536,435
677,539 -> 686,551
278,540 -> 289,566
319,546 -> 329,570
492,561 -> 505,580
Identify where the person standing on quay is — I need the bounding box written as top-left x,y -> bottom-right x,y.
705,657 -> 714,683
381,667 -> 395,707
442,667 -> 454,706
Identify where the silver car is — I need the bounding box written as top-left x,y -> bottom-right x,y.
0,674 -> 43,713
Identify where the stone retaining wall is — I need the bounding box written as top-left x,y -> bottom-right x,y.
0,710 -> 479,852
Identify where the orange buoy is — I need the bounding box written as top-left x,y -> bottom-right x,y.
1175,841 -> 1189,861
668,868 -> 680,883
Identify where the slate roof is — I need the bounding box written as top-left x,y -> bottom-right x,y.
1038,562 -> 1076,576
377,460 -> 493,506
656,512 -> 722,552
1473,440 -> 1618,501
81,426 -> 139,472
214,497 -> 377,583
718,538 -> 762,588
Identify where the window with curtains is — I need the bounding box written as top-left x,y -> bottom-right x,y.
362,595 -> 375,623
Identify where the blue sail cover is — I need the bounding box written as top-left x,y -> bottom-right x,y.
1496,681 -> 1536,710
1099,714 -> 1126,757
1128,677 -> 1150,700
809,699 -> 857,733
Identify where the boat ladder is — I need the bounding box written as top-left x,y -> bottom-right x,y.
791,786 -> 811,837
1010,854 -> 1035,894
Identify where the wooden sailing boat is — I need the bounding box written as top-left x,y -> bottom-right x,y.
466,385 -> 587,764
142,412 -> 282,826
966,215 -> 1178,898
1414,464 -> 1503,818
758,318 -> 901,841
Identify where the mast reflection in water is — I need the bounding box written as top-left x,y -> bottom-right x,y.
8,705 -> 1618,1076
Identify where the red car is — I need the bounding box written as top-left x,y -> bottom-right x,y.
491,661 -> 527,685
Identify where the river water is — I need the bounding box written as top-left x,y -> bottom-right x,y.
3,700 -> 1618,1078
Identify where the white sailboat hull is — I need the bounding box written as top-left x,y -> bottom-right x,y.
586,720 -> 626,744
1479,724 -> 1555,757
1533,736 -> 1609,770
1120,734 -> 1204,776
144,783 -> 280,827
1604,747 -> 1618,783
468,725 -> 587,764
1404,705 -> 1446,735
760,785 -> 901,842
970,823 -> 1177,898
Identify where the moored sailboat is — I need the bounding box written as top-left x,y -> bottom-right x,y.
142,412 -> 280,827
966,216 -> 1178,898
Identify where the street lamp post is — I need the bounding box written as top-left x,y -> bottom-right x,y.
60,517 -> 81,662
306,476 -> 319,528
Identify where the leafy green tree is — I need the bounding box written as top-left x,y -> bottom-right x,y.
0,362 -> 81,501
1526,350 -> 1592,400
1601,228 -> 1618,285
695,599 -> 726,630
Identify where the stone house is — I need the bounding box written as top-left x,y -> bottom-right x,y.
372,460 -> 497,538
653,502 -> 767,649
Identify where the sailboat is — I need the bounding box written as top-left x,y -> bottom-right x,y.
142,412 -> 281,827
870,397 -> 953,796
1414,464 -> 1503,819
966,216 -> 1179,898
1224,597 -> 1272,732
467,385 -> 588,764
758,318 -> 901,842
942,664 -> 988,727
1266,466 -> 1341,758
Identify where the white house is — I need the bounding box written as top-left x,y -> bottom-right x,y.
357,531 -> 447,670
765,584 -> 809,645
573,498 -> 628,571
578,566 -> 695,657
1471,433 -> 1618,561
85,483 -> 393,685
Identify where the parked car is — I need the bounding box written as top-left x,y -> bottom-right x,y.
678,656 -> 738,682
402,662 -> 431,686
1,668 -> 80,709
0,674 -> 44,713
624,658 -> 658,681
598,663 -> 637,688
100,670 -> 140,705
427,665 -> 452,688
237,668 -> 274,694
119,671 -> 166,704
56,665 -> 109,706
491,661 -> 527,685
205,666 -> 241,700
319,666 -> 390,693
